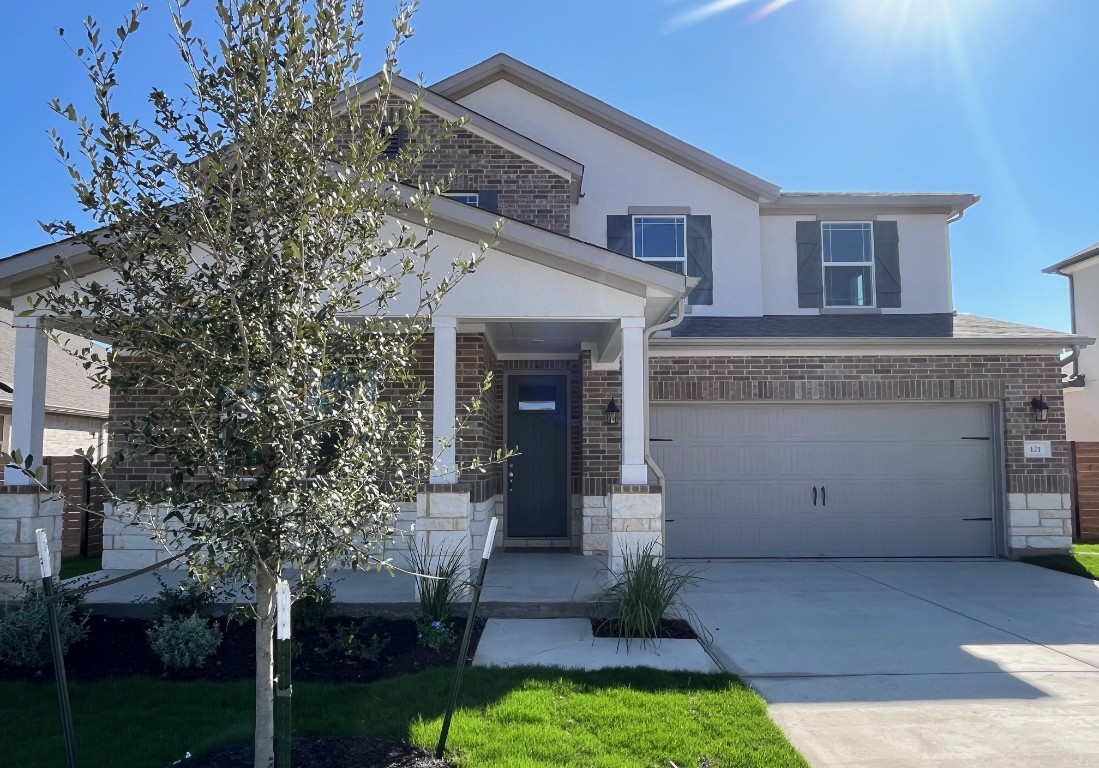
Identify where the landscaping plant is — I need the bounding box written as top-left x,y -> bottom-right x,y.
0,580 -> 88,669
315,622 -> 389,663
407,536 -> 468,652
147,612 -> 224,670
291,579 -> 337,635
596,540 -> 702,650
145,573 -> 220,622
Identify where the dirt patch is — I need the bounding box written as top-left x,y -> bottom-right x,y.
0,614 -> 483,684
590,617 -> 697,640
177,736 -> 453,768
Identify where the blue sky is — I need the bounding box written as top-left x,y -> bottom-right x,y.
2,0 -> 1095,331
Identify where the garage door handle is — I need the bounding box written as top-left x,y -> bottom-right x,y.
821,486 -> 826,507
812,486 -> 817,506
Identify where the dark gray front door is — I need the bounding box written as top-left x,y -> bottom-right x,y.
506,374 -> 568,538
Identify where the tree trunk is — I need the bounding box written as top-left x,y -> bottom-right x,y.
254,568 -> 276,768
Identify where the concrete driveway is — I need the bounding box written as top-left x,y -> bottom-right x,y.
679,559 -> 1099,768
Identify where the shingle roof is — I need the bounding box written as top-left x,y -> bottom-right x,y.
669,312 -> 1086,346
0,308 -> 110,419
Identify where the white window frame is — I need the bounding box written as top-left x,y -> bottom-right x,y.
444,192 -> 479,206
821,221 -> 876,308
632,214 -> 687,272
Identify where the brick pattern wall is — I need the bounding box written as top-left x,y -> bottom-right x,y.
415,113 -> 572,236
455,334 -> 501,502
649,353 -> 1070,495
1073,442 -> 1099,541
107,379 -> 175,495
581,351 -> 622,497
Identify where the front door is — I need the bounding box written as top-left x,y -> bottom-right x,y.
506,374 -> 568,538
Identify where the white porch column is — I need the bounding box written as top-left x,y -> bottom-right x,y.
430,316 -> 458,484
4,316 -> 48,485
620,316 -> 648,485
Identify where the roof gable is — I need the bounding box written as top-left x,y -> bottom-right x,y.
431,54 -> 782,203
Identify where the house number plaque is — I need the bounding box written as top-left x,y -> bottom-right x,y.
1024,440 -> 1052,459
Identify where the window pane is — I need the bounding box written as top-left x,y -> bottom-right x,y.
823,223 -> 872,263
633,216 -> 685,260
825,265 -> 874,307
445,192 -> 479,206
518,400 -> 556,411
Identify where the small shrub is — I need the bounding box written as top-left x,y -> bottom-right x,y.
292,579 -> 336,634
316,622 -> 389,662
406,536 -> 467,652
146,573 -> 218,622
415,617 -> 453,653
147,612 -> 222,670
0,581 -> 88,668
596,540 -> 701,650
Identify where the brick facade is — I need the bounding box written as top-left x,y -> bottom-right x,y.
580,351 -> 623,498
415,113 -> 572,236
648,353 -> 1069,496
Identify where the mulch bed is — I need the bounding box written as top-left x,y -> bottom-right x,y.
0,614 -> 484,684
590,617 -> 697,640
176,736 -> 453,768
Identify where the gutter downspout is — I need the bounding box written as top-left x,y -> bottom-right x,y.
643,298 -> 687,487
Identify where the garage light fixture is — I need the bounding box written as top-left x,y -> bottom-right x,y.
605,398 -> 620,426
1030,394 -> 1049,422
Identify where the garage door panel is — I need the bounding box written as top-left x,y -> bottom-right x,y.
653,403 -> 995,558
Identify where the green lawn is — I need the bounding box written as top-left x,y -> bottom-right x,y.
0,667 -> 805,768
1022,544 -> 1099,580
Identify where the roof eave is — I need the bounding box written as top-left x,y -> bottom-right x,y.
761,193 -> 981,217
1043,243 -> 1099,275
652,334 -> 1093,350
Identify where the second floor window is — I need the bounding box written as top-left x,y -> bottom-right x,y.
822,222 -> 875,307
444,192 -> 480,206
633,215 -> 686,274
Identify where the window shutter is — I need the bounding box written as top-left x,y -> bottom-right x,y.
477,190 -> 499,213
685,215 -> 713,306
796,221 -> 824,308
606,215 -> 632,256
873,221 -> 901,308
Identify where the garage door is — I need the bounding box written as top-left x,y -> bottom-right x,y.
651,402 -> 996,558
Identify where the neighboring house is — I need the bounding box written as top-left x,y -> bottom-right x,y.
0,54 -> 1089,570
1044,244 -> 1099,541
0,307 -> 108,466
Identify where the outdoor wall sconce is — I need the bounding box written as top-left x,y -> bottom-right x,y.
605,398 -> 620,425
1031,394 -> 1049,422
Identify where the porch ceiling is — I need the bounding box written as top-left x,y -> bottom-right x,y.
477,319 -> 612,356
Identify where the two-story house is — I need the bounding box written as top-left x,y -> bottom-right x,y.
0,54 -> 1088,570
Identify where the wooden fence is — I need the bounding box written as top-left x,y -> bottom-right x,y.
1072,441 -> 1099,543
47,456 -> 105,558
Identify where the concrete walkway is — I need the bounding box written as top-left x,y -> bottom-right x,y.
472,617 -> 719,672
679,559 -> 1099,767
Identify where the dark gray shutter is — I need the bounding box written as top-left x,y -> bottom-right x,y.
685,215 -> 713,306
796,221 -> 824,308
873,221 -> 901,308
606,215 -> 632,256
477,190 -> 499,213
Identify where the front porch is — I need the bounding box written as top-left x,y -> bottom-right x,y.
79,551 -> 613,619
418,314 -> 664,573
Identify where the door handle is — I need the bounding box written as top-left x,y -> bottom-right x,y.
812,486 -> 817,506
821,485 -> 826,507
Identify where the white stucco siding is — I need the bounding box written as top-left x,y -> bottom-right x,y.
456,80 -> 764,317
1066,262 -> 1099,442
759,213 -> 954,315
370,229 -> 648,321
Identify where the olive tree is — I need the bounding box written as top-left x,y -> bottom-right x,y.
23,1 -> 497,764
